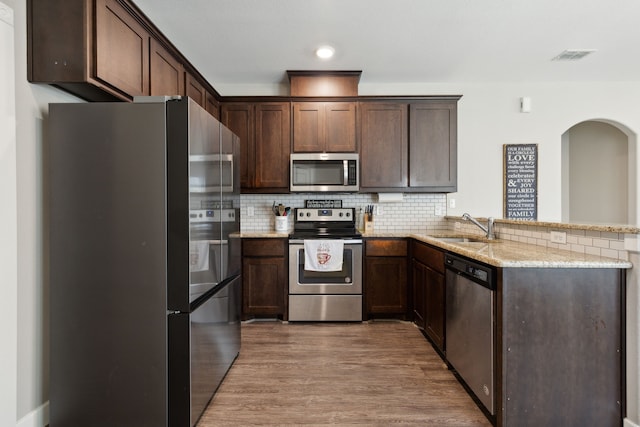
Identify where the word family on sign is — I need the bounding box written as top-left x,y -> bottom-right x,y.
504,144 -> 538,220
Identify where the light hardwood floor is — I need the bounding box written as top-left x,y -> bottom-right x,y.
198,321 -> 491,426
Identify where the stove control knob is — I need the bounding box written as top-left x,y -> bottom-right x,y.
339,212 -> 344,217
306,212 -> 311,217
346,212 -> 351,217
299,212 -> 304,218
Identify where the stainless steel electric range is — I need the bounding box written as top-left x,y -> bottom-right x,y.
288,206 -> 363,321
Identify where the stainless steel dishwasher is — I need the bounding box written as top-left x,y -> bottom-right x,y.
445,253 -> 495,416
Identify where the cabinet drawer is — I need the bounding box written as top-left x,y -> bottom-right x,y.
365,239 -> 407,257
412,242 -> 444,274
243,238 -> 286,257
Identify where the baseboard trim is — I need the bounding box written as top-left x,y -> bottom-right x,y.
625,417 -> 640,427
17,402 -> 48,427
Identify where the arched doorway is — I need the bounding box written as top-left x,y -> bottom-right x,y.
561,120 -> 637,225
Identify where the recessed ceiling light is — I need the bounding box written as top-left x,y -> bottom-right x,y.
552,49 -> 597,61
315,46 -> 335,59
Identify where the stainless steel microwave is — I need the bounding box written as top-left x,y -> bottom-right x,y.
189,154 -> 233,193
290,153 -> 359,192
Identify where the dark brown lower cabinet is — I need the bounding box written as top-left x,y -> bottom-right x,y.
242,238 -> 287,320
364,239 -> 408,318
412,260 -> 426,329
411,241 -> 445,352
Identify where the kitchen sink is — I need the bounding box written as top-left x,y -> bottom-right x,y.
432,236 -> 499,243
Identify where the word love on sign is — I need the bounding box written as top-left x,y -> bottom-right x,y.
503,144 -> 538,220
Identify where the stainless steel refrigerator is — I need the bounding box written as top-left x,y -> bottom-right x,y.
48,97 -> 241,427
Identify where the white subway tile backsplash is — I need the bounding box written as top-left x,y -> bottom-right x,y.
240,193 -> 448,233
444,217 -> 632,261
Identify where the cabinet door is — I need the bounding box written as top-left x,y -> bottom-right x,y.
254,103 -> 290,190
365,257 -> 408,315
221,103 -> 254,189
424,266 -> 445,351
206,93 -> 220,120
359,102 -> 408,190
409,102 -> 457,191
292,102 -> 324,152
185,73 -> 206,109
412,260 -> 427,329
242,257 -> 285,316
95,0 -> 150,96
325,102 -> 357,152
149,38 -> 184,97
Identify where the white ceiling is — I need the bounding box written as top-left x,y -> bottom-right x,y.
132,0 -> 640,95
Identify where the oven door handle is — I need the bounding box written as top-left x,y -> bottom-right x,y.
289,239 -> 362,245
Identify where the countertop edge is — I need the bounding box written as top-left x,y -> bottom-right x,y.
236,231 -> 632,269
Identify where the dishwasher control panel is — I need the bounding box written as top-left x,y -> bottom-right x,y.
466,266 -> 488,282
445,254 -> 495,290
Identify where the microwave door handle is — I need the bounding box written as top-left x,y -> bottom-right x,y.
224,159 -> 233,192
343,160 -> 348,186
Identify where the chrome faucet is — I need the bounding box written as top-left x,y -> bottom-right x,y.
462,213 -> 495,240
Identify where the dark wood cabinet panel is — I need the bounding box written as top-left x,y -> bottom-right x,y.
412,241 -> 446,352
255,103 -> 291,190
365,239 -> 408,317
221,103 -> 254,188
292,102 -> 356,153
497,268 -> 624,427
242,239 -> 287,319
409,102 -> 457,191
222,102 -> 290,192
365,239 -> 407,257
292,102 -> 323,152
95,0 -> 149,97
149,38 -> 184,97
325,102 -> 357,152
359,102 -> 408,190
424,266 -> 445,350
365,257 -> 408,315
205,93 -> 220,120
242,257 -> 285,317
185,72 -> 206,109
412,261 -> 427,329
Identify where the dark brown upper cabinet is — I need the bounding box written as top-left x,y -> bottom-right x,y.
95,0 -> 150,97
359,102 -> 409,189
28,0 -> 222,110
221,102 -> 291,192
292,102 -> 357,153
359,97 -> 459,193
409,102 -> 457,191
149,38 -> 184,97
185,72 -> 207,109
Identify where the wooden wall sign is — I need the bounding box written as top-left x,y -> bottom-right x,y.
503,144 -> 538,220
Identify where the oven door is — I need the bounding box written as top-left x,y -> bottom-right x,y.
288,240 -> 362,295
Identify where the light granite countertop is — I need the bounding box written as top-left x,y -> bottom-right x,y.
238,231 -> 632,269
446,216 -> 640,234
409,233 -> 632,269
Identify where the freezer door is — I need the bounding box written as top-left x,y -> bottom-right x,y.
168,275 -> 241,426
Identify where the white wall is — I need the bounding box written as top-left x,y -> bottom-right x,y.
9,0 -> 82,425
565,121 -> 628,224
1,2 -> 17,426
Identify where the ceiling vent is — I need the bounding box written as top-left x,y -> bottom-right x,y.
552,49 -> 596,61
